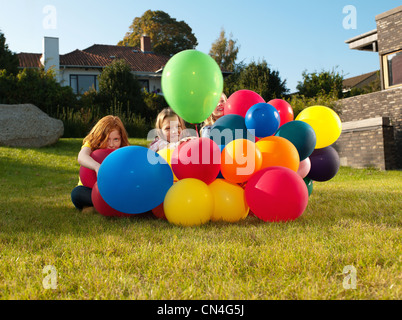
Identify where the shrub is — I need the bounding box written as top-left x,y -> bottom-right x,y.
0,67 -> 78,115
286,92 -> 341,118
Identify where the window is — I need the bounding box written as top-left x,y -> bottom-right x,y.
138,79 -> 149,92
383,50 -> 402,88
70,75 -> 97,94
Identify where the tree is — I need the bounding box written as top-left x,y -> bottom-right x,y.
209,28 -> 239,72
0,67 -> 77,114
97,59 -> 147,116
0,30 -> 19,75
296,68 -> 344,99
117,10 -> 198,56
225,60 -> 288,101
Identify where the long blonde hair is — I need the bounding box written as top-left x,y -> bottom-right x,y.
201,92 -> 228,128
83,115 -> 129,150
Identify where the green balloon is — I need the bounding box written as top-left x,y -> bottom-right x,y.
161,50 -> 224,123
303,177 -> 313,196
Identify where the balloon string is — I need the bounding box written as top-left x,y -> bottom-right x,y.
195,124 -> 199,138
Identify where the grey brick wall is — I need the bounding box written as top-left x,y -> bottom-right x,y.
376,7 -> 402,55
332,6 -> 402,170
334,87 -> 401,169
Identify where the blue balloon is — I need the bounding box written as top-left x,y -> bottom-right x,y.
245,103 -> 280,138
275,120 -> 316,161
97,146 -> 173,214
209,114 -> 255,146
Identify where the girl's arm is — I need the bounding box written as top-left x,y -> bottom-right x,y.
77,147 -> 101,175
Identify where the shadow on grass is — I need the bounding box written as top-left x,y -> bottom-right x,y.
0,155 -> 77,179
1,185 -> 400,242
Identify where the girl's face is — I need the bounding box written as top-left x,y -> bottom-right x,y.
106,129 -> 122,149
212,94 -> 227,118
161,116 -> 182,142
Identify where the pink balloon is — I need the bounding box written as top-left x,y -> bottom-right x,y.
267,99 -> 294,127
224,90 -> 265,118
297,157 -> 311,179
171,137 -> 221,185
79,148 -> 115,188
245,166 -> 308,222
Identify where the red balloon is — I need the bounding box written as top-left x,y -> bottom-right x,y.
267,99 -> 294,127
171,137 -> 221,185
79,148 -> 115,188
225,90 -> 265,118
91,182 -> 131,217
152,202 -> 167,220
245,166 -> 308,222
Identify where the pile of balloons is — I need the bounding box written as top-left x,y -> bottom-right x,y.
80,50 -> 342,226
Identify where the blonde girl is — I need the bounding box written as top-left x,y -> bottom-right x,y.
149,108 -> 189,152
200,92 -> 228,137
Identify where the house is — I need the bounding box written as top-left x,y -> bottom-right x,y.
334,5 -> 402,170
342,70 -> 379,93
17,35 -> 171,94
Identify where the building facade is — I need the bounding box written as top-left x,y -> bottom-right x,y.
18,36 -> 171,95
335,5 -> 402,170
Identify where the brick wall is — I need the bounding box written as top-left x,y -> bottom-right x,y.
376,6 -> 402,55
334,127 -> 386,169
334,87 -> 402,169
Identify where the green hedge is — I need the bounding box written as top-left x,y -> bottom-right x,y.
0,68 -> 167,138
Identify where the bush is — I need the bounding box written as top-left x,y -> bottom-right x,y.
0,67 -> 78,115
58,103 -> 152,139
141,90 -> 169,121
0,66 -> 164,138
286,92 -> 341,118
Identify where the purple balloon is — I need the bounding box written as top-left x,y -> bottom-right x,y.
307,146 -> 340,182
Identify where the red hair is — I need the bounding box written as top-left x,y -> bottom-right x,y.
83,115 -> 129,150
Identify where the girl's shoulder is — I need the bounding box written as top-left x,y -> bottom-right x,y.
82,141 -> 91,148
200,125 -> 212,138
149,137 -> 169,152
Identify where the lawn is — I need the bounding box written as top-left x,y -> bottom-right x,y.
0,138 -> 401,300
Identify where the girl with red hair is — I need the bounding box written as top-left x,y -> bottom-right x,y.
71,115 -> 129,212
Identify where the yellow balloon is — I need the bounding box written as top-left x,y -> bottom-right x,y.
295,106 -> 342,149
158,148 -> 178,181
209,179 -> 249,222
163,178 -> 213,226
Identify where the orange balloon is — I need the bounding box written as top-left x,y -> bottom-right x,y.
221,139 -> 262,183
256,136 -> 300,172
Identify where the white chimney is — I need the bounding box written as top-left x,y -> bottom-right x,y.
40,37 -> 60,81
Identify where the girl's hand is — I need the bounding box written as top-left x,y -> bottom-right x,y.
179,136 -> 197,144
78,146 -> 102,174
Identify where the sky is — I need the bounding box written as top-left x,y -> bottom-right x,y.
0,0 -> 399,93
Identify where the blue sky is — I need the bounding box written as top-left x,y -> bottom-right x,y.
0,0 -> 398,92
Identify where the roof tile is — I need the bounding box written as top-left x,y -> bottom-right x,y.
60,49 -> 112,67
18,44 -> 171,73
83,44 -> 170,72
17,53 -> 42,68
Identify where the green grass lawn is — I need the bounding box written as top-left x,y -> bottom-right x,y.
0,138 -> 401,300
